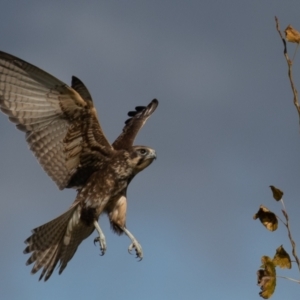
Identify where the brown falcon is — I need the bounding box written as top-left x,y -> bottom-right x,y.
0,51 -> 158,281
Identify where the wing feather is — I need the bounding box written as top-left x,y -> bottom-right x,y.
0,51 -> 112,189
112,99 -> 158,150
71,76 -> 93,106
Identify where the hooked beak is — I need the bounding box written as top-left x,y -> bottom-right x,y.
148,149 -> 157,160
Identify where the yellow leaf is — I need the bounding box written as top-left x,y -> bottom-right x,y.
257,256 -> 276,299
253,205 -> 278,231
273,245 -> 291,269
269,186 -> 283,201
285,25 -> 300,43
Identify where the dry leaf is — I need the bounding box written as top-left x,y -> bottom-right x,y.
273,245 -> 291,269
253,205 -> 278,231
269,186 -> 283,201
257,256 -> 276,299
285,25 -> 300,43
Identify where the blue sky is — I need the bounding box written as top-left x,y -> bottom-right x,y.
1,1 -> 300,299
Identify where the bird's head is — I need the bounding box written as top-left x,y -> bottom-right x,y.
128,146 -> 156,175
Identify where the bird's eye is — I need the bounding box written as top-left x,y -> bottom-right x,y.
139,149 -> 147,155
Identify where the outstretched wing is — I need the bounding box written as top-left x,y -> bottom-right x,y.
112,99 -> 158,150
0,51 -> 113,189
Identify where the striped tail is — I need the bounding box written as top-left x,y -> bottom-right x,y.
24,204 -> 94,281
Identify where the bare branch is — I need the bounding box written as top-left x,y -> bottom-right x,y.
275,213 -> 286,226
277,275 -> 300,284
280,198 -> 300,272
275,16 -> 300,124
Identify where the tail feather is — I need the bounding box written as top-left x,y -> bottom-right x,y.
24,204 -> 95,281
24,209 -> 73,253
39,245 -> 60,281
58,224 -> 94,274
27,244 -> 58,281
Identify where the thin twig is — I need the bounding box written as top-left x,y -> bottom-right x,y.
280,198 -> 300,272
292,43 -> 299,61
275,214 -> 286,226
275,16 -> 300,125
277,275 -> 300,284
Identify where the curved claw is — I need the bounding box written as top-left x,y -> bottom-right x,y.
93,237 -> 99,246
128,242 -> 143,261
94,236 -> 106,256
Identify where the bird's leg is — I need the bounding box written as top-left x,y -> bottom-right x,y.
122,227 -> 143,261
107,195 -> 142,260
93,220 -> 106,256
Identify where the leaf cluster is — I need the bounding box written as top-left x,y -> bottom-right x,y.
254,186 -> 298,298
253,17 -> 300,298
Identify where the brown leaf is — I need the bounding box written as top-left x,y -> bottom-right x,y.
257,256 -> 276,299
285,25 -> 300,43
273,245 -> 291,269
253,205 -> 278,231
269,186 -> 283,201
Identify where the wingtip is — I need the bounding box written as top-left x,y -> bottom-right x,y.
149,99 -> 158,111
71,75 -> 80,86
148,99 -> 158,113
151,99 -> 159,105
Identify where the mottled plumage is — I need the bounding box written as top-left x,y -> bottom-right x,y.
0,51 -> 158,281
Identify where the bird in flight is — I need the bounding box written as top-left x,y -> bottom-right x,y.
0,51 -> 158,281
